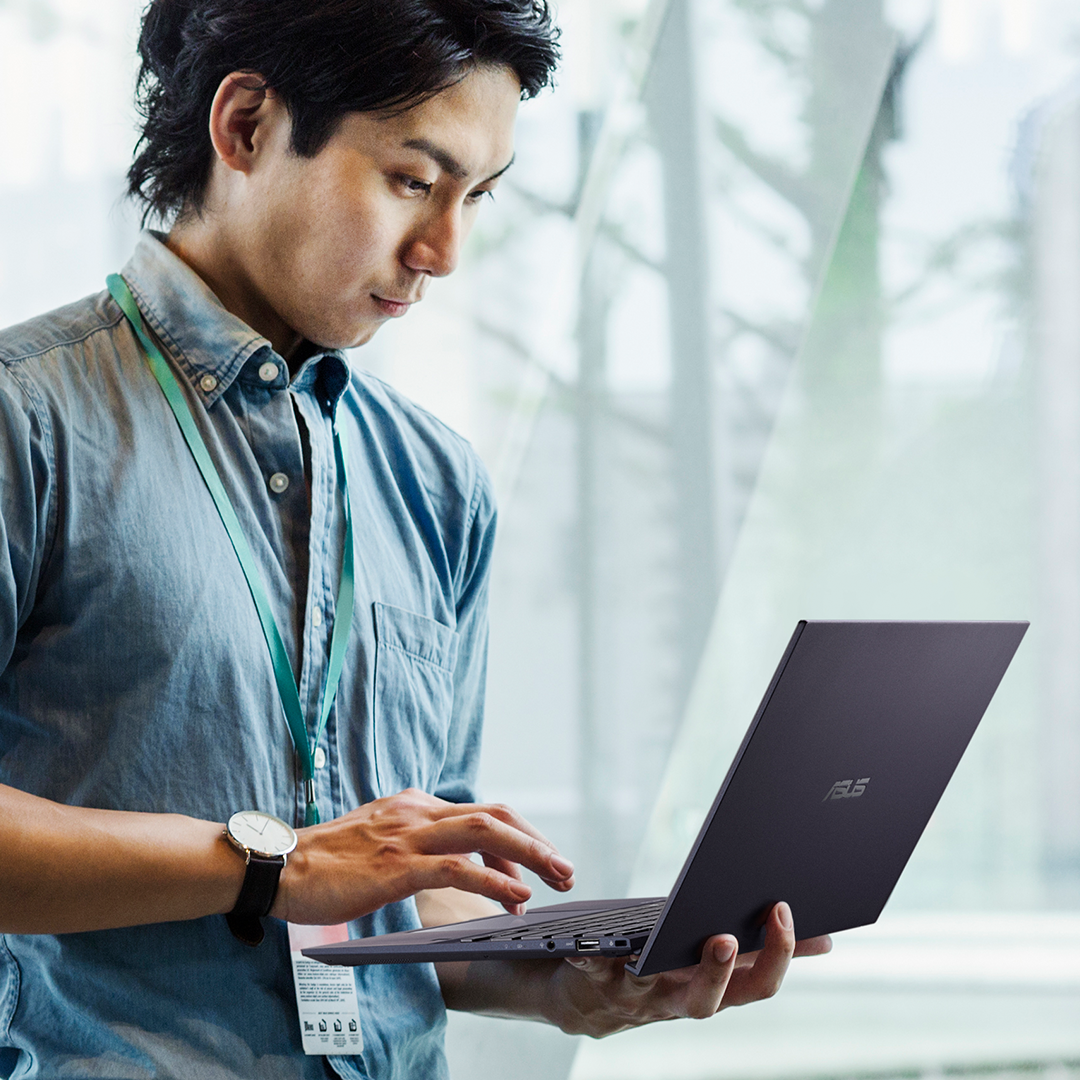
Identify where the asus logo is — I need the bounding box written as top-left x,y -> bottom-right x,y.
823,777 -> 870,801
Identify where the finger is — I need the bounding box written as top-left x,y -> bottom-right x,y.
794,934 -> 832,957
560,955 -> 633,986
680,935 -> 739,1018
409,853 -> 533,907
481,852 -> 528,915
433,803 -> 575,887
481,851 -> 524,882
433,800 -> 561,853
421,811 -> 575,885
482,849 -> 575,894
458,805 -> 575,889
721,902 -> 796,1009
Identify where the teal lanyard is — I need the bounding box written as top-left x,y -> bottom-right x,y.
107,274 -> 355,827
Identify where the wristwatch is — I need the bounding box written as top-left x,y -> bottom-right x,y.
224,810 -> 298,946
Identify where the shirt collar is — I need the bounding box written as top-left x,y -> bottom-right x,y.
120,232 -> 350,414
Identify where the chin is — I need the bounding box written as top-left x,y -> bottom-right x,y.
306,319 -> 383,352
343,322 -> 386,349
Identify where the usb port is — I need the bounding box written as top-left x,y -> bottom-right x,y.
576,940 -> 602,953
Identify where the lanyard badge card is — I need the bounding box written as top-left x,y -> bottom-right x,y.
109,276 -> 364,1054
287,924 -> 364,1055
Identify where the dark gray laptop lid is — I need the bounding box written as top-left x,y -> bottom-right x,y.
627,620 -> 1027,976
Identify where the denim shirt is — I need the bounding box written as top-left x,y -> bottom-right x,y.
0,234 -> 494,1080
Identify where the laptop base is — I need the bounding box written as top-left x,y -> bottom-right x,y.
305,897 -> 664,965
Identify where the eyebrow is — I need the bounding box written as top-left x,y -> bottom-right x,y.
401,138 -> 515,184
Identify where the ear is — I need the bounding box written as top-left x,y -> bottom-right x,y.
207,72 -> 287,175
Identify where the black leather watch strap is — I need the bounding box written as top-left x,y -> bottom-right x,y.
226,853 -> 285,947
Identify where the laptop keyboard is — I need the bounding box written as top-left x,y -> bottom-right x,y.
463,899 -> 666,942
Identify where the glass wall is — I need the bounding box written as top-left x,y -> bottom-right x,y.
3,1 -> 1080,1078
0,0 -> 142,326
564,0 -> 1080,1078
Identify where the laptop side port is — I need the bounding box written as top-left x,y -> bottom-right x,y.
545,940 -> 557,951
576,940 -> 602,953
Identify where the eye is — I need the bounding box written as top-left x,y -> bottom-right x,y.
466,188 -> 495,205
397,175 -> 432,196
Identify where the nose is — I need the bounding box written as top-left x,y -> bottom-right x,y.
403,205 -> 462,278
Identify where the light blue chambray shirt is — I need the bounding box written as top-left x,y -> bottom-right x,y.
0,233 -> 495,1080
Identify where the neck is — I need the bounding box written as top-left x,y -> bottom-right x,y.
165,221 -> 305,367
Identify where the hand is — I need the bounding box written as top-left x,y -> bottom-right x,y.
547,902 -> 831,1037
269,788 -> 574,925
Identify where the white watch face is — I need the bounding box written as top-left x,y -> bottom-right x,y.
227,811 -> 298,858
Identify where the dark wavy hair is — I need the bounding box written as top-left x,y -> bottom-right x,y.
127,0 -> 560,225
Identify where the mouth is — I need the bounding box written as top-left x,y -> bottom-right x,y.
373,295 -> 415,318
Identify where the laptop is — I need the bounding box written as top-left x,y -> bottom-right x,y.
305,620 -> 1028,977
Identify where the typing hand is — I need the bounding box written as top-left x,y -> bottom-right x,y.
269,788 -> 574,926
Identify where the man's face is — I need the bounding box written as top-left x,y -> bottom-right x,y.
233,64 -> 520,351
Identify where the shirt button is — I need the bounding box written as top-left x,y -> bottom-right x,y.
199,374 -> 218,393
258,361 -> 279,383
313,747 -> 327,770
311,608 -> 323,628
268,472 -> 290,494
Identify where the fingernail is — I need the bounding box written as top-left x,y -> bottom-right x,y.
777,902 -> 793,930
550,855 -> 574,877
511,881 -> 531,898
715,939 -> 736,964
566,958 -> 590,969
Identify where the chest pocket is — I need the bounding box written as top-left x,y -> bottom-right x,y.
372,602 -> 458,796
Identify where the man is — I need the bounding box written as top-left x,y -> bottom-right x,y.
0,1 -> 828,1076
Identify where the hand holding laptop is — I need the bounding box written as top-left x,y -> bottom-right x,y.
439,898 -> 832,1037
553,901 -> 832,1036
